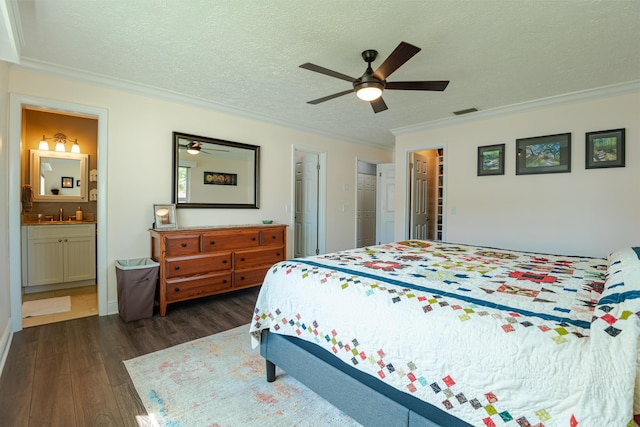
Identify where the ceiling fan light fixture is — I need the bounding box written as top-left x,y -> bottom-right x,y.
355,82 -> 383,101
186,142 -> 201,155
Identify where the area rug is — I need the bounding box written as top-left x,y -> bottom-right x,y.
124,324 -> 360,427
21,296 -> 71,317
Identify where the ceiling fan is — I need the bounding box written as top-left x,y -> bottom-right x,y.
300,41 -> 449,113
179,141 -> 229,155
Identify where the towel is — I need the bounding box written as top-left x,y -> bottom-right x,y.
22,184 -> 34,212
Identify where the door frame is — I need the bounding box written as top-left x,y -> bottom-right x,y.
401,143 -> 447,241
8,94 -> 108,332
291,145 -> 326,256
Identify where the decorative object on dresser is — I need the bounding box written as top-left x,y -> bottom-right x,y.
150,224 -> 286,316
153,204 -> 177,229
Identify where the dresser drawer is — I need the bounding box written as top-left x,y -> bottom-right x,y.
166,253 -> 231,278
234,247 -> 284,270
165,234 -> 201,256
233,265 -> 271,289
260,228 -> 285,246
166,272 -> 232,302
201,230 -> 261,252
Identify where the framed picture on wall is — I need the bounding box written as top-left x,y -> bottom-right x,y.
516,133 -> 571,175
203,171 -> 238,186
586,128 -> 625,169
477,144 -> 505,176
61,176 -> 74,188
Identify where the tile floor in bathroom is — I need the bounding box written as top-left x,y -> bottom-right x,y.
22,285 -> 98,328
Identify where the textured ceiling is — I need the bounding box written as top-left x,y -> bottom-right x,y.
11,0 -> 640,148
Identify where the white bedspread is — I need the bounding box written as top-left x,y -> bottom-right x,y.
251,241 -> 640,426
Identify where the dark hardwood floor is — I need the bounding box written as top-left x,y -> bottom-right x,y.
0,287 -> 260,427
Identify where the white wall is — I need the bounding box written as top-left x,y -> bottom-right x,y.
395,91 -> 640,258
6,68 -> 392,309
0,61 -> 11,370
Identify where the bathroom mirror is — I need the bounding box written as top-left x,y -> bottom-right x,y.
172,132 -> 260,208
30,149 -> 89,202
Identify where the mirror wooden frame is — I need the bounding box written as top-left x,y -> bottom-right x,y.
30,149 -> 89,202
172,132 -> 260,209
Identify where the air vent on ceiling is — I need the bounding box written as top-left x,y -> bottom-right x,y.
453,107 -> 478,115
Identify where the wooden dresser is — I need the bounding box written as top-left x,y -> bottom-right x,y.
150,224 -> 286,316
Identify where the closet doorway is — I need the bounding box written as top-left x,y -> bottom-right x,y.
293,147 -> 326,257
356,160 -> 377,248
407,147 -> 445,241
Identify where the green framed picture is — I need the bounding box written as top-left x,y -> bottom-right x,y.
586,128 -> 625,169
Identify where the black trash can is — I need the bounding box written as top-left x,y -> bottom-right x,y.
115,258 -> 159,322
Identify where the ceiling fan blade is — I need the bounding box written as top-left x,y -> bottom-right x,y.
373,41 -> 421,80
307,89 -> 355,105
370,97 -> 388,113
299,63 -> 357,83
385,81 -> 450,91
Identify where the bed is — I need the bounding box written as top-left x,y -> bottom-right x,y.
250,240 -> 640,426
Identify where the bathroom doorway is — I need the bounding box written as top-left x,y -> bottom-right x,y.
9,94 -> 108,333
19,108 -> 99,328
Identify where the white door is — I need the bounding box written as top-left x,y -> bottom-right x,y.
357,172 -> 376,247
294,152 -> 319,257
410,152 -> 429,240
376,163 -> 395,245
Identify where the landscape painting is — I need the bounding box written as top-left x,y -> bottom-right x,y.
516,133 -> 571,175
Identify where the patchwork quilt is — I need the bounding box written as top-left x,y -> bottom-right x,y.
250,241 -> 640,427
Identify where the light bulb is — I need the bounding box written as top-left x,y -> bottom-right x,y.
356,86 -> 383,101
38,137 -> 49,150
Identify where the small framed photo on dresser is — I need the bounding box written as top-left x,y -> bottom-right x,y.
586,128 -> 625,169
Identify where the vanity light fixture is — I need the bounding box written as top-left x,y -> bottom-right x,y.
39,133 -> 81,153
38,136 -> 50,150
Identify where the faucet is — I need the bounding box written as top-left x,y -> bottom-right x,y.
59,208 -> 63,221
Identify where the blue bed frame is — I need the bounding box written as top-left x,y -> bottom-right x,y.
261,330 -> 473,427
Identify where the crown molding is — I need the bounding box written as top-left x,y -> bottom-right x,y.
391,80 -> 640,136
0,0 -> 23,63
12,58 -> 392,151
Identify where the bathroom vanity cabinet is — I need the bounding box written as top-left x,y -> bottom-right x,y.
150,224 -> 286,316
21,223 -> 96,289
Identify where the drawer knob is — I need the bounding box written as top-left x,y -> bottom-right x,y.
222,259 -> 228,264
252,237 -> 256,241
174,287 -> 180,292
277,253 -> 281,256
210,241 -> 215,245
181,243 -> 187,247
223,279 -> 228,284
240,276 -> 245,281
272,235 -> 276,239
175,265 -> 180,270
241,258 -> 245,262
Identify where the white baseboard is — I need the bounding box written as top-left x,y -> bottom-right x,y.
0,320 -> 13,378
107,300 -> 119,316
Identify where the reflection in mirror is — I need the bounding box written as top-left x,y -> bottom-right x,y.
30,149 -> 88,202
172,132 -> 260,208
